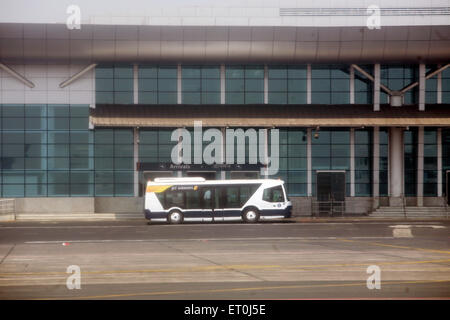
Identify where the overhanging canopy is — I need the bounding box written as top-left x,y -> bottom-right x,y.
90,104 -> 450,128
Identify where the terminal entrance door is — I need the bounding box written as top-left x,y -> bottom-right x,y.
316,171 -> 345,215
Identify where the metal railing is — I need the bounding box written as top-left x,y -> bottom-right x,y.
0,199 -> 15,214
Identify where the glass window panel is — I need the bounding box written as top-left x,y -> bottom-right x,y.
312,79 -> 330,91
2,144 -> 24,157
96,66 -> 114,78
48,144 -> 69,157
3,185 -> 25,197
331,131 -> 350,144
331,157 -> 349,169
182,78 -> 201,91
25,117 -> 46,130
311,92 -> 331,104
25,171 -> 47,184
226,92 -> 244,104
201,78 -> 220,92
96,78 -> 114,91
114,171 -> 134,184
70,118 -> 88,130
331,68 -> 350,78
311,68 -> 330,78
114,144 -> 134,157
182,92 -> 201,104
226,67 -> 244,78
95,157 -> 113,170
287,67 -> 307,78
245,67 -> 264,78
2,117 -> 24,130
25,132 -> 46,144
48,184 -> 69,196
114,130 -> 133,144
70,184 -> 93,196
139,78 -> 157,91
71,171 -> 93,183
331,92 -> 349,104
114,92 -> 133,104
226,79 -> 244,91
288,130 -> 307,144
114,65 -> 133,78
25,184 -> 47,197
269,92 -> 287,104
158,92 -> 177,104
355,130 -> 370,144
332,144 -> 350,157
96,92 -> 114,104
201,67 -> 220,78
95,183 -> 114,196
95,144 -> 114,157
70,157 -> 93,170
288,158 -> 307,170
202,92 -> 220,104
48,171 -> 69,183
114,78 -> 133,91
114,158 -> 133,170
70,132 -> 92,144
158,67 -> 177,78
139,92 -> 157,104
25,104 -> 46,117
25,144 -> 46,157
288,79 -> 307,91
2,171 -> 25,183
355,144 -> 369,157
331,79 -> 350,91
245,92 -> 263,104
48,105 -> 69,117
312,130 -> 331,144
289,171 -> 307,183
48,118 -> 69,130
288,92 -> 306,104
312,158 -> 331,170
269,79 -> 287,91
268,67 -> 287,78
245,79 -> 264,91
115,183 -> 134,196
138,66 -> 158,78
3,104 -> 25,117
48,158 -> 69,170
3,132 -> 24,144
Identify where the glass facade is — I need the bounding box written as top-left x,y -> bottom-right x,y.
94,129 -> 134,196
275,129 -> 307,196
268,66 -> 307,104
1,104 -> 93,197
182,66 -> 220,104
380,65 -> 417,105
96,65 -> 134,104
311,65 -> 350,104
138,65 -> 178,104
354,65 -> 373,104
225,65 -> 264,104
311,128 -> 350,197
443,68 -> 450,104
354,128 -> 373,196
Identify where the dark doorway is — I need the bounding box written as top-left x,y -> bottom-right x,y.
316,171 -> 346,215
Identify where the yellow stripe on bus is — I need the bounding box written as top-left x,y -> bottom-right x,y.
146,185 -> 171,193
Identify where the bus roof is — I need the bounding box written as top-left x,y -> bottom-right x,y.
147,178 -> 284,186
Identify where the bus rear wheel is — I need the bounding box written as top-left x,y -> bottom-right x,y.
168,210 -> 183,224
242,208 -> 259,223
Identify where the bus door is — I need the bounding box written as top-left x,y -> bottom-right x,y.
201,186 -> 216,221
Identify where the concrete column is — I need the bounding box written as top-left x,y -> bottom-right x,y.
417,127 -> 424,206
349,66 -> 355,104
133,64 -> 138,104
437,64 -> 442,104
437,128 -> 443,197
264,65 -> 268,104
220,64 -> 225,104
373,64 -> 380,111
177,64 -> 182,104
373,127 -> 380,209
350,128 -> 355,197
307,128 -> 312,197
133,127 -> 139,197
419,64 -> 425,111
389,127 -> 404,206
307,64 -> 311,104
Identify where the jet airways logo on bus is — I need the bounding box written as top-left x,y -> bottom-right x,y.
170,121 -> 279,175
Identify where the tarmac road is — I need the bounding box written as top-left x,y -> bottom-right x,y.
0,220 -> 449,299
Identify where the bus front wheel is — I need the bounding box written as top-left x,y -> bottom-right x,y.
168,210 -> 183,224
242,208 -> 260,223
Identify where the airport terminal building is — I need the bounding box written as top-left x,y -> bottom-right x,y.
0,0 -> 449,216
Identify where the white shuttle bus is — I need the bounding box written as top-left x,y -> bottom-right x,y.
144,177 -> 292,224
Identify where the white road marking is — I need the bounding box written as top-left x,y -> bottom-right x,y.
389,225 -> 446,229
24,236 -> 396,244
